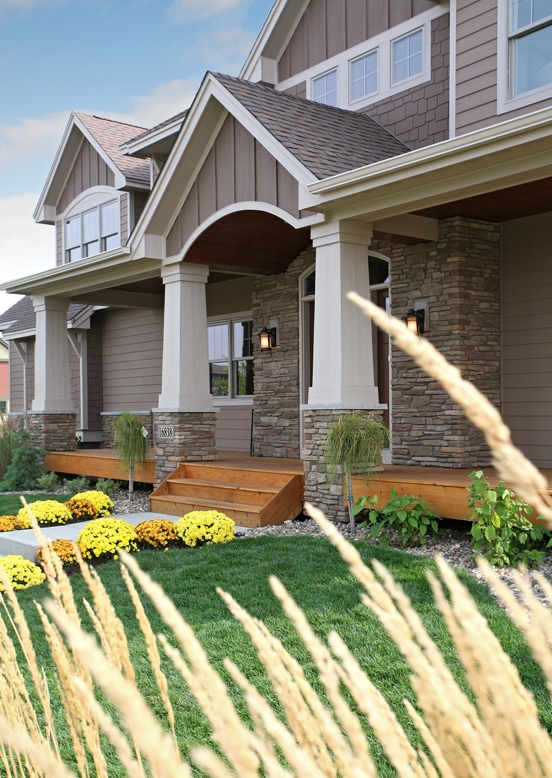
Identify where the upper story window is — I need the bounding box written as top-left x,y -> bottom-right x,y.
312,69 -> 338,106
510,0 -> 552,96
65,200 -> 119,263
350,51 -> 378,102
392,28 -> 423,85
208,318 -> 254,398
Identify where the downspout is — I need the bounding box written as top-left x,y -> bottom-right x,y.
449,0 -> 457,139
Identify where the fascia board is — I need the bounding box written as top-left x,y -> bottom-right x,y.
309,105 -> 552,209
121,118 -> 185,158
128,72 -> 318,253
240,0 -> 308,80
33,115 -> 81,221
73,115 -> 126,190
2,329 -> 36,341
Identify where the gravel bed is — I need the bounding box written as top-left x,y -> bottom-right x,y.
112,490 -> 152,515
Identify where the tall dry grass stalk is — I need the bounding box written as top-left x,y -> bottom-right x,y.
1,302 -> 552,775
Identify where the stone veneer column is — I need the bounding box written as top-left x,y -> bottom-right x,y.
101,412 -> 153,448
29,296 -> 76,451
302,221 -> 385,522
153,262 -> 216,485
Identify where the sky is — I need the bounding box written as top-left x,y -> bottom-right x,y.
0,0 -> 274,316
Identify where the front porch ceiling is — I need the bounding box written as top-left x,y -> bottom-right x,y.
183,210 -> 311,275
414,176 -> 552,222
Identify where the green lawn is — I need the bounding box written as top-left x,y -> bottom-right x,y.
11,536 -> 552,776
0,493 -> 71,516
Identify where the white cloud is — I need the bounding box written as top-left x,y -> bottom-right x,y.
0,193 -> 53,315
170,0 -> 248,22
104,78 -> 200,128
0,112 -> 69,165
198,26 -> 256,72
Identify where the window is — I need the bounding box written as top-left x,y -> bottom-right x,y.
65,199 -> 119,262
208,318 -> 254,397
312,70 -> 338,106
510,0 -> 552,96
350,51 -> 378,101
0,401 -> 6,414
392,28 -> 423,85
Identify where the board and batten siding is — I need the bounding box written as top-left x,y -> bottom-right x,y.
456,0 -> 552,135
57,139 -> 115,214
502,212 -> 552,467
278,0 -> 438,80
101,309 -> 163,411
166,114 -> 301,257
120,193 -> 129,244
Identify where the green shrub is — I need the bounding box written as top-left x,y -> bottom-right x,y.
0,428 -> 46,492
36,471 -> 60,491
63,476 -> 90,497
467,469 -> 551,567
0,416 -> 17,481
354,488 -> 441,546
95,478 -> 121,497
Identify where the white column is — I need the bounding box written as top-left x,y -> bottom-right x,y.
307,220 -> 381,407
32,296 -> 74,412
156,262 -> 214,411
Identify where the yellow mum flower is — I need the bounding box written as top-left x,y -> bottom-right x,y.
174,511 -> 235,548
77,518 -> 137,560
0,555 -> 46,591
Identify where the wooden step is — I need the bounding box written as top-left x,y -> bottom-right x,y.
150,494 -> 263,528
179,464 -> 294,488
165,478 -> 279,505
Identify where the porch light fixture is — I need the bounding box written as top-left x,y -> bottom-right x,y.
258,326 -> 277,351
404,308 -> 425,335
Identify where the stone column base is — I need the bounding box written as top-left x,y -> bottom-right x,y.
153,411 -> 217,486
28,412 -> 77,452
302,407 -> 385,523
101,411 -> 153,448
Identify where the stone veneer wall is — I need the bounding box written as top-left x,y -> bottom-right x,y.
29,412 -> 77,452
101,411 -> 153,448
152,411 -> 217,486
379,216 -> 501,467
302,408 -> 385,523
252,246 -> 314,458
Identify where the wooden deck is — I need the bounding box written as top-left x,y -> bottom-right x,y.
353,465 -> 552,521
45,449 -> 157,483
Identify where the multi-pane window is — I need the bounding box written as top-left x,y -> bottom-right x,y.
208,319 -> 254,397
510,0 -> 552,96
350,51 -> 378,101
64,200 -> 119,262
392,28 -> 423,84
312,70 -> 338,106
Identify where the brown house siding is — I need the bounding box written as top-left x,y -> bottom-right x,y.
278,0 -> 438,80
284,81 -> 307,99
87,315 -> 103,431
361,14 -> 449,148
101,308 -> 163,411
166,114 -> 301,258
9,340 -> 34,414
56,222 -> 63,266
215,406 -> 252,452
120,192 -> 129,244
57,138 -> 115,214
502,213 -> 552,468
133,190 -> 149,233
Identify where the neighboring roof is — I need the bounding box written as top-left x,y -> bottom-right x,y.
213,73 -> 410,180
128,109 -> 189,146
0,296 -> 87,336
75,113 -> 151,185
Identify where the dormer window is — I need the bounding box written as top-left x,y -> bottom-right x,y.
65,200 -> 119,262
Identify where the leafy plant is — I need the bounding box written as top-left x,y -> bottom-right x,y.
0,427 -> 46,492
63,476 -> 90,496
353,488 -> 441,546
323,412 -> 390,533
36,471 -> 61,491
466,469 -> 551,567
95,478 -> 121,497
0,415 -> 18,481
112,411 -> 148,494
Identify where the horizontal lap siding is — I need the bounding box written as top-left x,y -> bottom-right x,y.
215,405 -> 253,451
278,0 -> 437,80
101,309 -> 163,411
502,213 -> 552,466
9,343 -> 24,412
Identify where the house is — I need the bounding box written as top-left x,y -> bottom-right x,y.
2,0 -> 552,521
0,339 -> 8,414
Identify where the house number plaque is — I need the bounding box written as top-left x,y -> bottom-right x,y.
156,425 -> 174,440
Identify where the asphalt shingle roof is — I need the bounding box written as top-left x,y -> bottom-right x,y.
127,109 -> 189,146
75,113 -> 151,185
213,73 -> 410,180
0,297 -> 87,336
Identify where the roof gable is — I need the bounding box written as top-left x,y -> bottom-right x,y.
34,113 -> 150,224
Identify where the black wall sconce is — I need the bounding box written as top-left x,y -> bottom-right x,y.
403,308 -> 425,335
258,326 -> 277,351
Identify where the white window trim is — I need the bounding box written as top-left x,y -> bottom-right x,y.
311,67 -> 338,106
61,187 -> 121,265
497,1 -> 552,114
349,49 -> 379,105
208,312 -> 254,402
277,4 -> 444,110
391,27 -> 425,88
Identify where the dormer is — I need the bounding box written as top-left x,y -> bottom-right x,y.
34,112 -> 152,267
